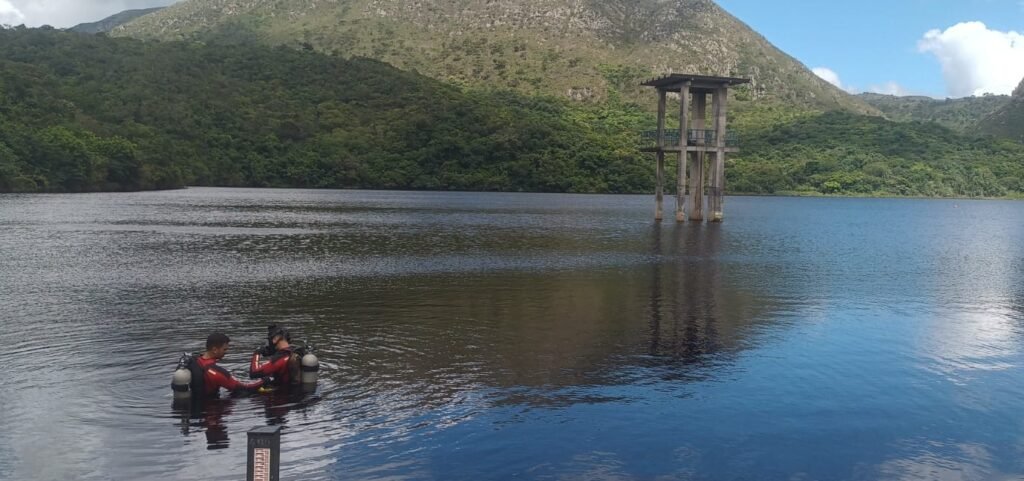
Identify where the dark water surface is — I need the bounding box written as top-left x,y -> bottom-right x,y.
2,188 -> 1024,481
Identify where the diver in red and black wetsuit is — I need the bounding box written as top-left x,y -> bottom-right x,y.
250,325 -> 300,387
198,333 -> 266,396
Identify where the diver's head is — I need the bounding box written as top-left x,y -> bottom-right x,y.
206,333 -> 231,360
267,325 -> 291,349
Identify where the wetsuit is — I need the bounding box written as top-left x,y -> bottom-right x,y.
196,356 -> 264,396
250,347 -> 299,386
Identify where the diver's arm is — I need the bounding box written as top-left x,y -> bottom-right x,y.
249,351 -> 262,378
250,352 -> 290,377
208,365 -> 264,392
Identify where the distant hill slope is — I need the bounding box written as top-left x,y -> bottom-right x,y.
6,28 -> 1020,197
978,79 -> 1024,142
0,28 -> 652,193
858,92 -> 1008,132
114,0 -> 877,114
69,8 -> 165,34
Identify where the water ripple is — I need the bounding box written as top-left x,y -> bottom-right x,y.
1,190 -> 1023,480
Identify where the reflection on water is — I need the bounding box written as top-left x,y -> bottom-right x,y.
173,397 -> 236,450
1,189 -> 1023,480
171,388 -> 320,450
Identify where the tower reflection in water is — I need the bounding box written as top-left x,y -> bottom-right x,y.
642,222 -> 773,381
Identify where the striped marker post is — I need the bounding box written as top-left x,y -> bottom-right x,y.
247,426 -> 281,481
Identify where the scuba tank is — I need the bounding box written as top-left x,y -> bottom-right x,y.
171,368 -> 191,400
171,353 -> 205,398
300,352 -> 319,385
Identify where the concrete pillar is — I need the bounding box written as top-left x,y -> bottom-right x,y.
656,151 -> 665,222
676,82 -> 690,222
710,85 -> 728,222
688,92 -> 706,222
708,88 -> 720,221
655,89 -> 666,221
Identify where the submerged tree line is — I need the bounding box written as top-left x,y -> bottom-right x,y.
1,28 -> 1023,197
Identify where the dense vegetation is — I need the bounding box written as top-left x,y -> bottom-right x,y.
731,110 -> 1024,197
1,27 -> 1023,198
0,27 -> 649,193
857,92 -> 1008,133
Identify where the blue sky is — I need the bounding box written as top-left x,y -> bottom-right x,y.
717,0 -> 1024,98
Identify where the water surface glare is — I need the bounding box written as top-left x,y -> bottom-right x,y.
1,188 -> 1023,481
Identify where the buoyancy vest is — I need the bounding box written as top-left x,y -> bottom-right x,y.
187,354 -> 207,395
287,347 -> 306,386
270,346 -> 307,386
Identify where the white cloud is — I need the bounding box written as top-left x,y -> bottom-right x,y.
867,81 -> 912,97
813,67 -> 844,90
919,21 -> 1024,97
4,0 -> 175,28
812,66 -> 879,95
0,0 -> 25,25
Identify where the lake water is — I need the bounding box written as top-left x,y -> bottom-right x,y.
1,188 -> 1023,481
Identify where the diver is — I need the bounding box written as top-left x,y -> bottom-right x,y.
173,333 -> 267,397
250,325 -> 319,388
250,325 -> 301,387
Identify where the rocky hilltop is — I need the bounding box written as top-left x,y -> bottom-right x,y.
977,78 -> 1024,141
69,7 -> 165,34
115,0 -> 876,113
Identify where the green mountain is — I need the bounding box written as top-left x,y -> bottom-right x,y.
0,27 -> 649,193
113,0 -> 876,114
733,110 -> 1024,197
977,79 -> 1024,142
857,92 -> 1009,133
3,28 -> 1022,197
68,7 -> 165,34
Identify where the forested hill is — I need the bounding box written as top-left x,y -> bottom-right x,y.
732,110 -> 1024,198
978,79 -> 1024,142
2,28 -> 1023,198
0,27 -> 650,193
114,0 -> 875,114
857,92 -> 1008,133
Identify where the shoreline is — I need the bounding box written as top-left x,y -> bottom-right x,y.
3,185 -> 1023,201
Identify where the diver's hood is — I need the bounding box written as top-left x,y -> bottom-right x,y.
265,325 -> 292,354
